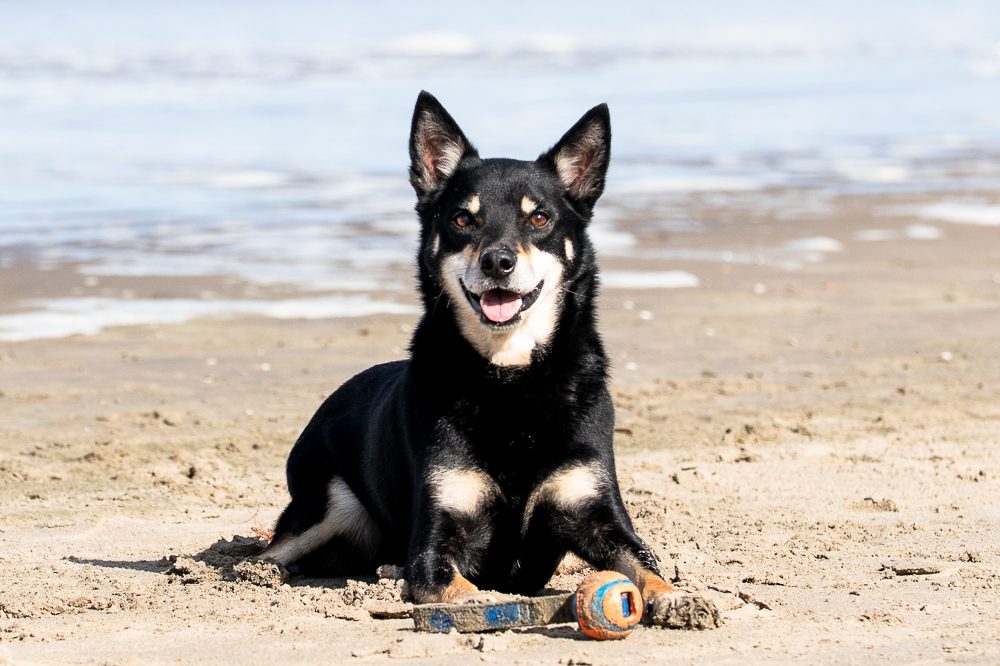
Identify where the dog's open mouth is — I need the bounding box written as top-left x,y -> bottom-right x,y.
462,281 -> 543,326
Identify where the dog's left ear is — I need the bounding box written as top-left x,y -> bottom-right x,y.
539,104 -> 611,208
409,91 -> 478,197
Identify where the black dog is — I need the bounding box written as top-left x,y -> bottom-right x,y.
261,91 -> 719,629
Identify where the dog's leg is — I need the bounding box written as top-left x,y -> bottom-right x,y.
406,467 -> 499,605
261,477 -> 378,571
568,515 -> 719,629
522,463 -> 720,629
579,521 -> 720,629
507,505 -> 569,595
611,551 -> 720,630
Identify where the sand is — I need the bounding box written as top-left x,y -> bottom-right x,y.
2,189 -> 1000,664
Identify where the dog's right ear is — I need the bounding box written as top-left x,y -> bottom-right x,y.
409,91 -> 478,197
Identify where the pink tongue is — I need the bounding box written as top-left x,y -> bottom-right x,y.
480,289 -> 523,323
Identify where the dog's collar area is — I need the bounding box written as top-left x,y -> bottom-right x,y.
461,280 -> 544,327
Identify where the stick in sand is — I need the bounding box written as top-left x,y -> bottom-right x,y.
412,592 -> 574,633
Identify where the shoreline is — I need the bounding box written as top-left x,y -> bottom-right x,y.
3,185 -> 999,343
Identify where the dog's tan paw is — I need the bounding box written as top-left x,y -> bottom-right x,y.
646,591 -> 721,630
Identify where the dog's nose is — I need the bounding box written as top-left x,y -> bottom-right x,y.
480,247 -> 517,279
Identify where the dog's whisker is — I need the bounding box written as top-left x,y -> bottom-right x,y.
431,288 -> 447,315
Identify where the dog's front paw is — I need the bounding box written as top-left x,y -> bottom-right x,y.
646,591 -> 721,630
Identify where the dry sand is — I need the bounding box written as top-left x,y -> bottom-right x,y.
1,190 -> 999,664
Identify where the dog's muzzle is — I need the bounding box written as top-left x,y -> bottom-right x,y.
462,281 -> 544,326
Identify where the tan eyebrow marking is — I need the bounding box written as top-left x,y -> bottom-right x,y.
520,196 -> 536,214
463,194 -> 481,214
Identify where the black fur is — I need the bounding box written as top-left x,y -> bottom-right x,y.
265,91 -> 664,600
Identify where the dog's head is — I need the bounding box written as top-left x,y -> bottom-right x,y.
409,91 -> 610,367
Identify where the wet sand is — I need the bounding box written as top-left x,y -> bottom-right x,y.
1,189 -> 1000,664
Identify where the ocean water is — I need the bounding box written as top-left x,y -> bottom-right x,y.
2,1 -> 1000,339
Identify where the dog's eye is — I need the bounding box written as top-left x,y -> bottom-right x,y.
453,212 -> 472,229
529,211 -> 550,228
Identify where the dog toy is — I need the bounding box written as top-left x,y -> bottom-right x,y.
571,570 -> 643,639
411,570 -> 643,639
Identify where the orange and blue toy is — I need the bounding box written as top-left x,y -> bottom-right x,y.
571,570 -> 644,640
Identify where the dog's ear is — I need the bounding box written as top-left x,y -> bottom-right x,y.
409,91 -> 478,196
538,104 -> 611,208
